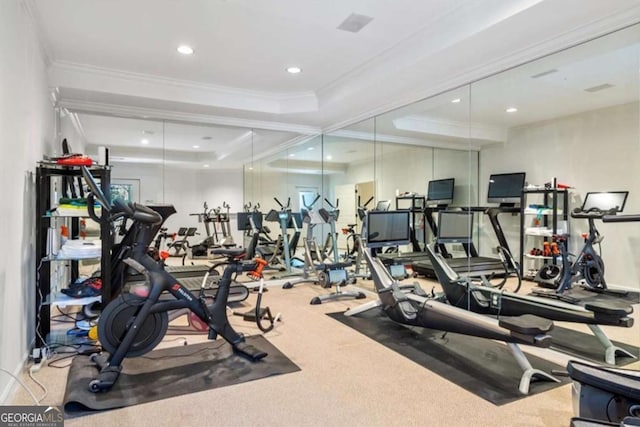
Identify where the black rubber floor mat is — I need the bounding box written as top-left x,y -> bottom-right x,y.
529,287 -> 640,305
63,335 -> 299,417
327,311 -> 570,406
549,325 -> 639,365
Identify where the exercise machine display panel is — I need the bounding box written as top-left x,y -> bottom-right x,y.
375,200 -> 391,211
367,210 -> 411,249
427,178 -> 455,206
581,191 -> 628,213
236,212 -> 263,231
437,211 -> 473,244
487,172 -> 526,205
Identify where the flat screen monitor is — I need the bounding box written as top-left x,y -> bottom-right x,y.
236,212 -> 263,231
437,211 -> 473,244
487,172 -> 526,205
581,191 -> 628,213
427,178 -> 455,206
366,210 -> 410,249
375,200 -> 391,211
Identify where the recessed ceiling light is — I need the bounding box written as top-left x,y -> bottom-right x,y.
326,155 -> 332,160
248,166 -> 254,170
451,98 -> 461,103
307,147 -> 315,151
506,107 -> 518,113
193,145 -> 200,149
286,66 -> 302,74
177,45 -> 194,55
289,153 -> 295,157
141,139 -> 149,145
203,164 -> 210,168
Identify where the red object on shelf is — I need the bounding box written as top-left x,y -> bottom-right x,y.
56,155 -> 93,166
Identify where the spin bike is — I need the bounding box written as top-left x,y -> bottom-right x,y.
81,168 -> 267,392
534,194 -> 628,300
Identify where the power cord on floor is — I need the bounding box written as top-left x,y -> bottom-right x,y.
0,367 -> 40,405
28,353 -> 48,404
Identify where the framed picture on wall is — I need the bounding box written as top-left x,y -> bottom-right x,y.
110,179 -> 140,204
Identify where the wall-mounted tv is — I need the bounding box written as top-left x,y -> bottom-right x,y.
427,178 -> 455,206
437,211 -> 473,244
366,210 -> 410,249
487,172 -> 526,205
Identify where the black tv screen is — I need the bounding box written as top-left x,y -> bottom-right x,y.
487,172 -> 526,204
236,212 -> 263,231
437,211 -> 473,244
427,178 -> 455,206
366,210 -> 410,249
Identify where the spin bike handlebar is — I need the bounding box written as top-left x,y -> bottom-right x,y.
603,214 -> 640,223
111,198 -> 163,225
571,206 -> 620,219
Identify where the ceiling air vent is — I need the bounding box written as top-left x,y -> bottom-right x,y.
530,69 -> 558,79
337,13 -> 374,33
584,83 -> 614,93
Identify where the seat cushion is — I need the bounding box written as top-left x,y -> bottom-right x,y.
498,314 -> 553,335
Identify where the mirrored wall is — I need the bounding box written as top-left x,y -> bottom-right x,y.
242,22 -> 640,291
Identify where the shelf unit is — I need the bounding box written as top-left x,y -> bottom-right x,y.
35,163 -> 111,351
395,194 -> 426,252
518,187 -> 569,280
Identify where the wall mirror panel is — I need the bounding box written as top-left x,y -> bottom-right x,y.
373,86 -> 475,255
470,23 -> 640,290
323,119 -> 376,253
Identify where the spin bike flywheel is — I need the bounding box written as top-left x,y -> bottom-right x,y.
583,256 -> 605,288
98,293 -> 168,357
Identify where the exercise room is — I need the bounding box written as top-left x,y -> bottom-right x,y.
2,1 -> 640,426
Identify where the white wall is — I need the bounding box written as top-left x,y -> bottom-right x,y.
0,1 -> 55,402
479,102 -> 640,289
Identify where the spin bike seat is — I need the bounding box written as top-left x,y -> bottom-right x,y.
212,248 -> 246,258
498,314 -> 553,335
585,302 -> 633,317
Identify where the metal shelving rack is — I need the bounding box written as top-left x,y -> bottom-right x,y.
34,163 -> 111,351
519,186 -> 569,280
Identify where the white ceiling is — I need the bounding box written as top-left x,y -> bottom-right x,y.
27,0 -> 640,169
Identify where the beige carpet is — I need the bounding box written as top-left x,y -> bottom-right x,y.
9,272 -> 640,427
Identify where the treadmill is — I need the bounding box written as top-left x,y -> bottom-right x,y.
377,178 -> 456,268
413,172 -> 525,278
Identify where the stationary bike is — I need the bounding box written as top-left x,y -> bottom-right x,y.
81,168 -> 267,392
534,191 -> 628,299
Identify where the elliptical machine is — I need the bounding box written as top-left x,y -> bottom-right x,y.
80,167 -> 267,392
308,198 -> 365,305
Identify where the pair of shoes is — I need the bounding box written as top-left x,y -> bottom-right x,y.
61,277 -> 102,298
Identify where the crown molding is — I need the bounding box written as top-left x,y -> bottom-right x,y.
50,60 -> 318,114
327,129 -> 478,151
57,98 -> 322,135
